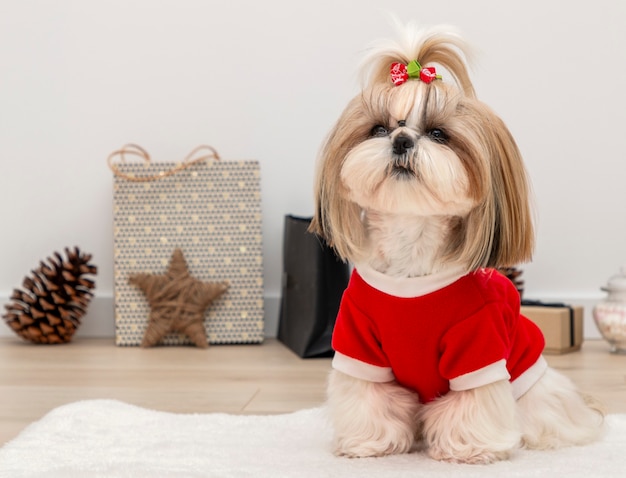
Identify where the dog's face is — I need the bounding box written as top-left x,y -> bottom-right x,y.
310,26 -> 534,271
339,81 -> 481,217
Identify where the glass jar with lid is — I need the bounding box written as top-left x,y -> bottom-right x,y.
593,266 -> 626,354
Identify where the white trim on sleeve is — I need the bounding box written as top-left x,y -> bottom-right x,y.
449,359 -> 510,392
332,352 -> 395,383
511,355 -> 548,400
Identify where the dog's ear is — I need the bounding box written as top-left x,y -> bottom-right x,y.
309,98 -> 369,262
308,183 -> 363,262
458,103 -> 534,270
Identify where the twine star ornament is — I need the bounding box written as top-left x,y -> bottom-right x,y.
129,248 -> 228,348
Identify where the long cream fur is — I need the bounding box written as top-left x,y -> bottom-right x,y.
314,23 -> 604,463
420,380 -> 520,463
327,370 -> 421,457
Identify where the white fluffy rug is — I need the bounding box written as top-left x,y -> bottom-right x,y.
0,400 -> 624,478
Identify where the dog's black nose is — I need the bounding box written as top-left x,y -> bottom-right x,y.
392,135 -> 414,155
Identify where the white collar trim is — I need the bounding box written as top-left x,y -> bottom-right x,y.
355,264 -> 468,298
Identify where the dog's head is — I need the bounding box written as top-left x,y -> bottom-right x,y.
310,25 -> 533,271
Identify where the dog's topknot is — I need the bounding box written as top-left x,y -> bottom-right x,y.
359,22 -> 476,98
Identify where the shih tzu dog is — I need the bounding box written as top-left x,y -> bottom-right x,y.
309,23 -> 604,464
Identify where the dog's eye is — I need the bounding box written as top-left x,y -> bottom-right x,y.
370,125 -> 389,137
428,128 -> 448,143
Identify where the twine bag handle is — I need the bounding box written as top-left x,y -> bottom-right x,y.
107,144 -> 221,182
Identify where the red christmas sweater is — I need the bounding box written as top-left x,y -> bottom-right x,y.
331,266 -> 547,403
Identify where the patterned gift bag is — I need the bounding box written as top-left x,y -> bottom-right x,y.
109,145 -> 264,346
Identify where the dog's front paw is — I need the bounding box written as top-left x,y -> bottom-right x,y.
334,434 -> 414,458
328,372 -> 421,459
428,445 -> 510,464
420,383 -> 520,464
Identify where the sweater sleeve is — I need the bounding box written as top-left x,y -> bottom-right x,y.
439,301 -> 513,391
331,287 -> 394,383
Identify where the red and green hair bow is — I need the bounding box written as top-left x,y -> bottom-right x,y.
390,60 -> 442,86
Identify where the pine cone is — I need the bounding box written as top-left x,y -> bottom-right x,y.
2,247 -> 97,344
498,266 -> 525,299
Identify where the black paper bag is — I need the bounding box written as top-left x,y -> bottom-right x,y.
278,215 -> 349,358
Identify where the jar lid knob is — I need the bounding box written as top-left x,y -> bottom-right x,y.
604,266 -> 626,292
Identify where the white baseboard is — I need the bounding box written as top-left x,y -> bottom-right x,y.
0,293 -> 603,340
0,294 -> 281,340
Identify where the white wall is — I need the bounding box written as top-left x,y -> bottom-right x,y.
1,0 -> 625,340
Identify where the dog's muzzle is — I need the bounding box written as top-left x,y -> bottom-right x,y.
390,134 -> 416,178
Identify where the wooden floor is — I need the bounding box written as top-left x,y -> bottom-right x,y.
0,337 -> 624,446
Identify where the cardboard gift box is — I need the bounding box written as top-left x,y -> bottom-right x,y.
521,302 -> 584,354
